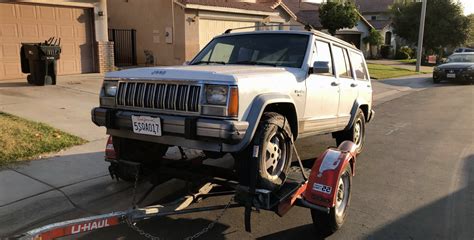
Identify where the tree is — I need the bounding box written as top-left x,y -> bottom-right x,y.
319,1 -> 359,36
363,28 -> 383,58
391,0 -> 470,54
467,14 -> 474,48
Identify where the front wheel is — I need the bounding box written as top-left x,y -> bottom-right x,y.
433,77 -> 441,84
235,112 -> 294,191
311,164 -> 352,235
335,109 -> 366,154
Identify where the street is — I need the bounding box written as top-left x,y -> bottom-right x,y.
76,83 -> 474,239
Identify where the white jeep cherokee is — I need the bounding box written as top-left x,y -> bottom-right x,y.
92,30 -> 374,190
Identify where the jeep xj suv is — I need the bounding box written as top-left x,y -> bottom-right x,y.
92,30 -> 374,190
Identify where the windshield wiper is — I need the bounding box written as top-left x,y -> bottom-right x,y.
192,60 -> 226,65
230,60 -> 278,67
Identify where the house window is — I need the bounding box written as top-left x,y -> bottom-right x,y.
371,16 -> 376,20
385,31 -> 392,45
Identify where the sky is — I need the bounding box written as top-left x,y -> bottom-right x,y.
458,0 -> 474,15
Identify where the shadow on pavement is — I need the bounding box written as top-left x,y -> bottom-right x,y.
0,81 -> 33,88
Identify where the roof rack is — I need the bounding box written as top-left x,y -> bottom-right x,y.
223,24 -> 315,34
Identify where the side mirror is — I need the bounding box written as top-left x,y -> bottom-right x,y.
312,61 -> 330,74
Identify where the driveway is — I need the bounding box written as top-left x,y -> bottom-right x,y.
0,73 -> 434,237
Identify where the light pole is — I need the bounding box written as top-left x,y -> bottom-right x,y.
416,0 -> 428,72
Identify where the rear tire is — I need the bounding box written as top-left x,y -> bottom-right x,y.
335,109 -> 366,154
112,137 -> 168,182
311,164 -> 352,235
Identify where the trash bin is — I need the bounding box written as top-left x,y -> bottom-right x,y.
20,37 -> 61,86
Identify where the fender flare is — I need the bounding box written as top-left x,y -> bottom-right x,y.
302,141 -> 357,209
344,99 -> 369,131
222,93 -> 297,152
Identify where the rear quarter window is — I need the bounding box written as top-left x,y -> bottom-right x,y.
349,51 -> 369,81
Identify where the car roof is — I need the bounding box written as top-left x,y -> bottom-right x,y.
215,29 -> 362,52
450,52 -> 474,55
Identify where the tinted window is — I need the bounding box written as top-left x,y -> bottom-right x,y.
315,40 -> 334,76
350,51 -> 369,81
446,54 -> 474,63
333,46 -> 352,78
192,34 -> 309,68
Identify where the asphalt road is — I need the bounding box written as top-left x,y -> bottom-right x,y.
80,83 -> 474,240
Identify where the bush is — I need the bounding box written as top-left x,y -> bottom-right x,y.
380,45 -> 392,58
395,46 -> 413,59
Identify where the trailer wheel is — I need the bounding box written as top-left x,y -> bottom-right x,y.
311,164 -> 352,235
112,137 -> 168,182
335,109 -> 365,154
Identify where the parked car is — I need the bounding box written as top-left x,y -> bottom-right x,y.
91,30 -> 374,190
453,47 -> 474,53
433,52 -> 474,84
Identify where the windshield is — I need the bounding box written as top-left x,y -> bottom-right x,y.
446,54 -> 474,63
191,33 -> 309,68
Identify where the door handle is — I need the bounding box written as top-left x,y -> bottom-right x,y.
350,83 -> 358,87
331,82 -> 339,86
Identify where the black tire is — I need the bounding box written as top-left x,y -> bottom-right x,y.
111,137 -> 168,182
250,112 -> 294,190
311,164 -> 352,235
335,109 -> 366,154
433,78 -> 441,84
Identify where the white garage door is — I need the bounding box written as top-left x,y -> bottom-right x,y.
0,3 -> 94,80
199,19 -> 257,49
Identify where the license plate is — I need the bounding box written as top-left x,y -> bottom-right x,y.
447,73 -> 456,78
131,116 -> 162,136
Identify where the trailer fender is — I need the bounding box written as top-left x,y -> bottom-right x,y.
302,141 -> 357,209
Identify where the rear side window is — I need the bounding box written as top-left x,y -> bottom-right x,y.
332,46 -> 352,78
350,51 -> 369,81
315,40 -> 334,76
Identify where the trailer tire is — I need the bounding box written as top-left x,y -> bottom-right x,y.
112,137 -> 168,182
311,164 -> 352,235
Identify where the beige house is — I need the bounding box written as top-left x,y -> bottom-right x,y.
0,0 -> 114,81
107,0 -> 297,66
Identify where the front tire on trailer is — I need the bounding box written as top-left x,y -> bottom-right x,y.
111,137 -> 168,182
334,109 -> 366,154
235,112 -> 294,191
311,164 -> 352,235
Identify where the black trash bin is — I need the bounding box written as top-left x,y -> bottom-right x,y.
20,38 -> 61,86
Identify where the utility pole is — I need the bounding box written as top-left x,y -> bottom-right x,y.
416,0 -> 427,72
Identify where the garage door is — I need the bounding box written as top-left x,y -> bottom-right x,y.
0,3 -> 94,80
199,19 -> 257,49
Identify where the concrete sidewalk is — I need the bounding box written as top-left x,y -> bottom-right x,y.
0,73 -> 433,237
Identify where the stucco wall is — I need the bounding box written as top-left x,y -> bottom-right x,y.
107,0 -> 186,66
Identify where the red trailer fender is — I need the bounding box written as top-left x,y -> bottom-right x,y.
302,141 -> 357,209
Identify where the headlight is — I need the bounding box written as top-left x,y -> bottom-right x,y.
468,66 -> 474,71
205,85 -> 228,105
102,80 -> 118,97
433,66 -> 439,72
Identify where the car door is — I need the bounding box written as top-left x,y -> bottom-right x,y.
349,50 -> 373,112
333,45 -> 359,129
303,39 -> 340,135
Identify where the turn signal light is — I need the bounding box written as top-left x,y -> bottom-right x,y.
228,87 -> 239,117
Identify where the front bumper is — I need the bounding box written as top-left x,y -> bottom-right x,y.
433,70 -> 474,82
91,107 -> 249,152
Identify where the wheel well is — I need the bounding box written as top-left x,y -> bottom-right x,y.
359,104 -> 369,121
263,103 -> 298,139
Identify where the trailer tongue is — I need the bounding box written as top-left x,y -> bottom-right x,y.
15,139 -> 357,240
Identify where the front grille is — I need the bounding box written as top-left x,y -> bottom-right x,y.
444,69 -> 462,73
116,82 -> 201,112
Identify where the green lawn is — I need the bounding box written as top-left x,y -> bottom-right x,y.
368,63 -> 430,80
397,59 -> 417,64
0,112 -> 86,168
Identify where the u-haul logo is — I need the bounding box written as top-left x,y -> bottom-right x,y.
70,219 -> 113,234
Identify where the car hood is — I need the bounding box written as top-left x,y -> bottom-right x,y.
437,62 -> 474,69
105,65 -> 306,83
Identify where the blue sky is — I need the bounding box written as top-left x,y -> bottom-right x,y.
458,0 -> 474,15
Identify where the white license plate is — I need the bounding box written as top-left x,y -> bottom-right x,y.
447,73 -> 456,78
131,115 -> 162,136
